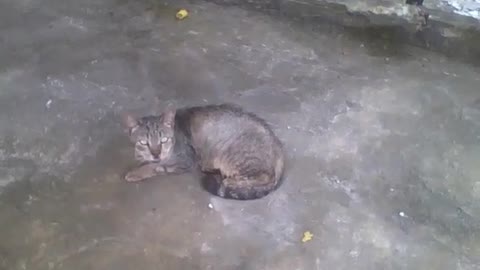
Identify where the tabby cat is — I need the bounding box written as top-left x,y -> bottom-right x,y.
122,103 -> 284,200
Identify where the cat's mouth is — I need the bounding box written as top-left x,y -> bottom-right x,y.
146,155 -> 161,162
139,159 -> 160,166
135,154 -> 160,163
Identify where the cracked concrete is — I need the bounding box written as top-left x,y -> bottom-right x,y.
1,0 -> 480,269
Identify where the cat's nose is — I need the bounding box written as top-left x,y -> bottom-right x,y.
150,149 -> 161,158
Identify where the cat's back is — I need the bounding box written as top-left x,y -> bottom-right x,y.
181,104 -> 285,194
179,104 -> 281,149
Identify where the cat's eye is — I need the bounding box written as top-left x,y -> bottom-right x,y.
139,140 -> 148,145
160,137 -> 168,143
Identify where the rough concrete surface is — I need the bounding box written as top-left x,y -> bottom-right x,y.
206,0 -> 480,64
1,0 -> 480,269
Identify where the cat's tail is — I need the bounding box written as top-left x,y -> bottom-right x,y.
201,174 -> 277,200
202,158 -> 284,200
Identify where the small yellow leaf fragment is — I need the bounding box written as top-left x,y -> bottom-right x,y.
176,9 -> 189,20
302,231 -> 313,243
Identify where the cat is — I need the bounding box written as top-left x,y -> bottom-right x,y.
122,103 -> 285,200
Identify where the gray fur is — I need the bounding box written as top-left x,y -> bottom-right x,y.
123,103 -> 285,200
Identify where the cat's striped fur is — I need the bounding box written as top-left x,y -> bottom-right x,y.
123,103 -> 284,200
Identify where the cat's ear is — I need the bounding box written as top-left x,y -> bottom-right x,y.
122,113 -> 138,129
162,106 -> 176,128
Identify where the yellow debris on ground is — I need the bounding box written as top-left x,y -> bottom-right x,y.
176,9 -> 188,20
302,231 -> 313,242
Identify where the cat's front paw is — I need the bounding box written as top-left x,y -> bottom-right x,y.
125,171 -> 145,182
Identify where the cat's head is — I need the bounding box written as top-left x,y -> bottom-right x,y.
122,108 -> 176,162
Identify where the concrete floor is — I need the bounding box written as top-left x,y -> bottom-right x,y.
1,0 -> 480,269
